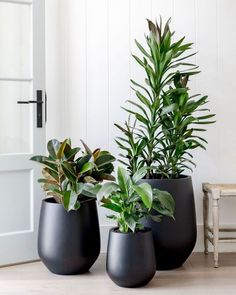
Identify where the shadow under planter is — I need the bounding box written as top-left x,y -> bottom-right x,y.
141,175 -> 197,270
106,227 -> 156,288
38,197 -> 100,275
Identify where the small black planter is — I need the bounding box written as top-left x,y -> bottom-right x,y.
38,197 -> 100,275
141,175 -> 196,270
106,227 -> 156,288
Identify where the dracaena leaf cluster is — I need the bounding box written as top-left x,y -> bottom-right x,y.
30,138 -> 115,211
115,18 -> 215,179
98,167 -> 175,233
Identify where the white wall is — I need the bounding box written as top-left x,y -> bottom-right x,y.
46,0 -> 236,251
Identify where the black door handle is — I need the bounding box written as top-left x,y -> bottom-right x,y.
17,90 -> 43,128
17,100 -> 43,104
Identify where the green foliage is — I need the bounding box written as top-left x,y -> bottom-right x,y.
115,18 -> 215,179
30,138 -> 115,211
98,167 -> 175,233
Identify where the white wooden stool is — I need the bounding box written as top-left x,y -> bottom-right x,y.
203,183 -> 236,268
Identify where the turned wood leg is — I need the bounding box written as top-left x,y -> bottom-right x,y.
203,191 -> 209,255
212,189 -> 220,268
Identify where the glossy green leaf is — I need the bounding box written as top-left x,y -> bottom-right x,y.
80,139 -> 92,155
57,139 -> 69,159
101,202 -> 122,213
134,182 -> 153,209
61,162 -> 76,182
95,154 -> 116,167
124,212 -> 136,232
65,147 -> 80,160
82,183 -> 101,198
117,167 -> 131,195
30,155 -> 58,173
153,189 -> 175,217
63,190 -> 78,211
132,167 -> 147,183
132,54 -> 145,68
135,39 -> 151,59
80,162 -> 94,174
97,182 -> 120,201
76,154 -> 91,171
92,148 -> 101,161
47,139 -> 60,159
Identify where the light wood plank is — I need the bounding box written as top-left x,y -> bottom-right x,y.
1,253 -> 236,294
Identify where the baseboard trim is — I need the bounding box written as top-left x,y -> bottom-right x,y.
100,224 -> 236,253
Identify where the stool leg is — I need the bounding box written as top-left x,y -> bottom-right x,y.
212,190 -> 220,268
203,192 -> 209,255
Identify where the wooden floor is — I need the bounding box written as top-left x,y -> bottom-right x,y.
1,253 -> 236,295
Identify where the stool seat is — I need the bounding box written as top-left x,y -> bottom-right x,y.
203,183 -> 236,196
202,183 -> 236,268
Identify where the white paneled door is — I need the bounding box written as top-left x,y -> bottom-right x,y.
0,0 -> 45,265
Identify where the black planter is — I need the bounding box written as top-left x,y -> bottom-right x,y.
106,227 -> 156,288
38,197 -> 100,275
141,175 -> 196,270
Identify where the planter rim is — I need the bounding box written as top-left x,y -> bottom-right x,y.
110,227 -> 152,235
142,174 -> 191,181
42,196 -> 96,206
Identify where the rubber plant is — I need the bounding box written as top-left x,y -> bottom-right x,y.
115,18 -> 215,179
30,138 -> 115,211
98,167 -> 174,233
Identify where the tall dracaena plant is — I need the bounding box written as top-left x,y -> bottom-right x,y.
115,18 -> 215,179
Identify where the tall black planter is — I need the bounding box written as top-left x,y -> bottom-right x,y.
106,228 -> 156,288
141,175 -> 196,270
38,197 -> 100,275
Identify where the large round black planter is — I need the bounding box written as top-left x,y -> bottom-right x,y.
141,175 -> 196,270
106,227 -> 156,288
38,197 -> 100,275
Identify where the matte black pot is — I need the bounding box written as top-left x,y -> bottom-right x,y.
38,197 -> 100,275
106,227 -> 156,288
141,175 -> 196,270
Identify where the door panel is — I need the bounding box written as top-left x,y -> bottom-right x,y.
0,81 -> 32,154
0,170 -> 31,234
0,2 -> 32,78
0,0 -> 45,266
